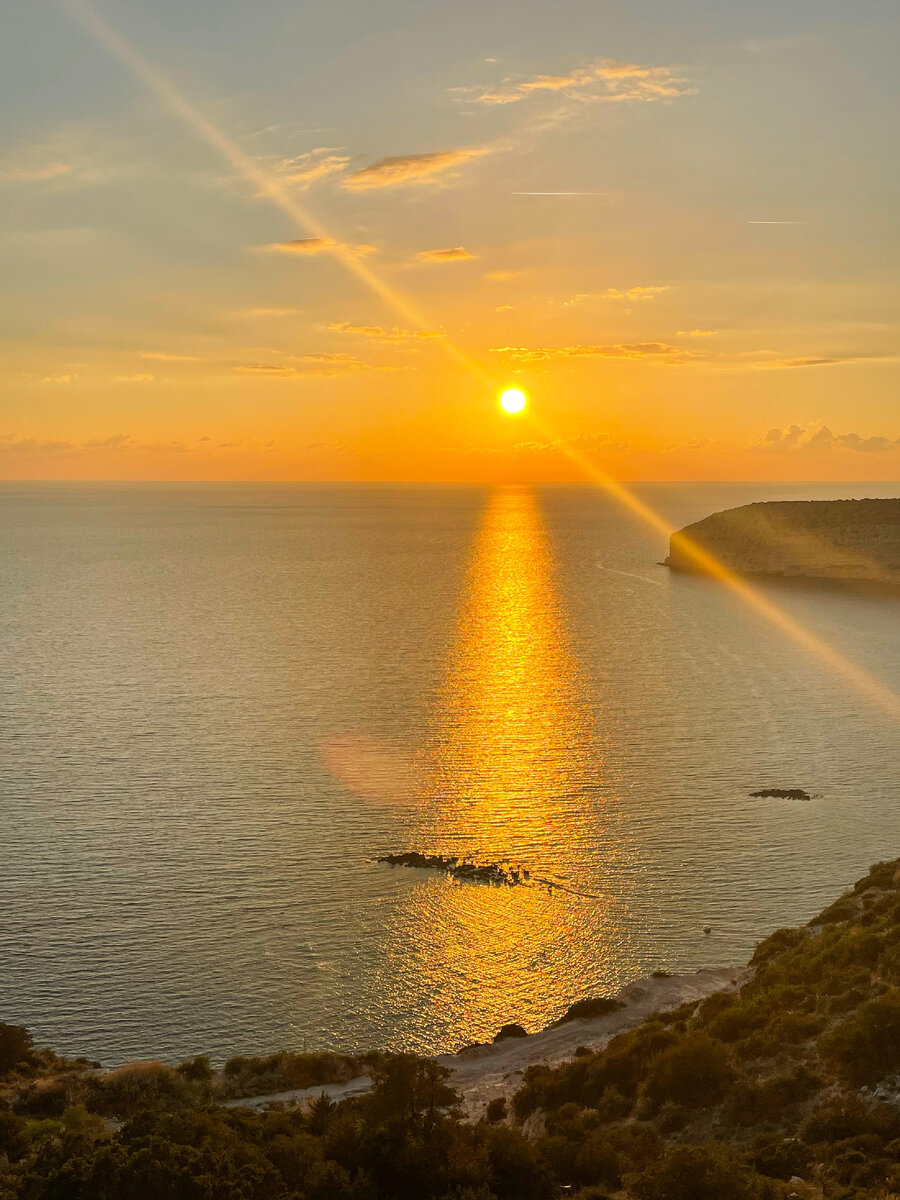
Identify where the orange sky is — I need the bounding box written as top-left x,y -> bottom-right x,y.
2,0 -> 899,482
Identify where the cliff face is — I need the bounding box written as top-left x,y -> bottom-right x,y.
666,498 -> 900,585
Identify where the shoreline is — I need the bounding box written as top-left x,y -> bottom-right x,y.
224,963 -> 748,1118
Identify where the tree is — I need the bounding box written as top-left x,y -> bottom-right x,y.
0,1022 -> 33,1074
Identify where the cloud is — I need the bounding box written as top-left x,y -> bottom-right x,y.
677,329 -> 719,337
564,285 -> 669,307
233,354 -> 398,378
275,148 -> 351,188
759,425 -> 900,454
602,285 -> 669,301
485,269 -> 527,282
3,163 -> 74,183
750,354 -> 887,370
114,374 -> 154,383
327,322 -> 442,342
416,246 -> 477,263
342,145 -> 496,191
138,351 -> 204,362
259,237 -> 375,258
238,307 -> 302,318
489,342 -> 693,365
0,433 -> 193,457
468,60 -> 692,107
41,374 -> 74,384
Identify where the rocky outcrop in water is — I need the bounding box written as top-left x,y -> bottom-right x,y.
665,498 -> 900,585
376,853 -> 527,886
750,788 -> 813,801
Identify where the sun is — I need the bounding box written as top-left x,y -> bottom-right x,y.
499,387 -> 527,415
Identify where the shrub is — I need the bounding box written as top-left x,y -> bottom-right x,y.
486,1097 -> 507,1123
0,1023 -> 33,1074
640,1034 -> 734,1112
551,998 -> 624,1027
100,1061 -> 192,1116
821,989 -> 900,1086
630,1143 -> 782,1200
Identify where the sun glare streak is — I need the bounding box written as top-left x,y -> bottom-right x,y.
528,412 -> 900,725
56,0 -> 900,730
58,0 -> 490,385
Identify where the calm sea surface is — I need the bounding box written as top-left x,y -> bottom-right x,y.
1,482 -> 898,1065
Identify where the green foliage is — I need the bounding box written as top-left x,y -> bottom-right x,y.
177,1053 -> 213,1083
219,1050 -> 364,1099
551,998 -> 624,1027
640,1034 -> 734,1112
821,989 -> 900,1085
7,856 -> 900,1199
0,1025 -> 33,1076
630,1143 -> 784,1200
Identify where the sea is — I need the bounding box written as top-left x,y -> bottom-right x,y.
1,481 -> 898,1066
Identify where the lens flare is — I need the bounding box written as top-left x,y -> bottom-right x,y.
499,387 -> 527,415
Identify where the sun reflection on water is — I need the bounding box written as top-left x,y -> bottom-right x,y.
373,488 -> 640,1051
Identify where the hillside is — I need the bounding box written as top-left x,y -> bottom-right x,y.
666,499 -> 900,585
4,859 -> 900,1198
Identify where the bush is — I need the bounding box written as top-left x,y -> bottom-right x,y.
551,998 -> 624,1027
640,1034 -> 734,1112
630,1143 -> 782,1200
486,1097 -> 507,1123
0,1023 -> 33,1074
821,989 -> 900,1086
100,1061 -> 192,1116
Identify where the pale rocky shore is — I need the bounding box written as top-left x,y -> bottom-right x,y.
225,964 -> 747,1119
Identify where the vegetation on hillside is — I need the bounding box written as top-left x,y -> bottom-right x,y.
3,859 -> 900,1198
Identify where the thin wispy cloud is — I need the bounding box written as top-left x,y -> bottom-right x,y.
238,307 -> 302,318
748,220 -> 806,225
465,60 -> 692,107
342,144 -> 497,191
114,373 -> 154,383
511,191 -> 609,196
328,322 -> 442,342
41,374 -> 74,384
415,246 -> 477,263
233,354 -> 398,378
139,351 -> 204,362
3,162 -> 74,183
259,237 -> 376,258
603,285 -> 670,301
489,342 -> 693,364
275,147 -> 352,188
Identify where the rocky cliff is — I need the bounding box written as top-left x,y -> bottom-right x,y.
666,498 -> 900,585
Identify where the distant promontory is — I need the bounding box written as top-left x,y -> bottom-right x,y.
666,498 -> 900,585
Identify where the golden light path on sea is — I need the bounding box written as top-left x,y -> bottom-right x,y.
374,488 -> 635,1047
61,0 -> 900,728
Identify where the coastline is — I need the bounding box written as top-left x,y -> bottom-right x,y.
224,964 -> 748,1118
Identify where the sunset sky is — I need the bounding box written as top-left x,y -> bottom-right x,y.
2,0 -> 899,481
